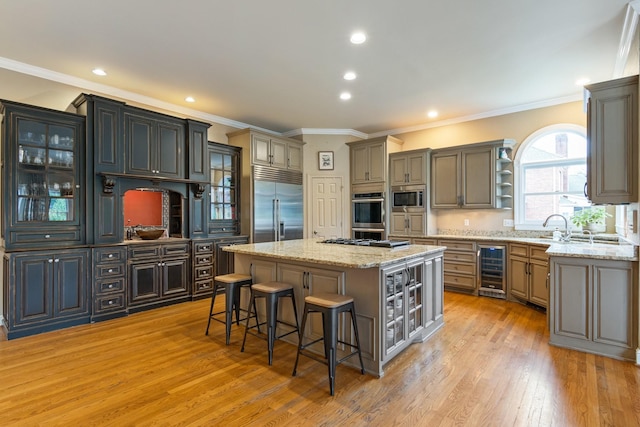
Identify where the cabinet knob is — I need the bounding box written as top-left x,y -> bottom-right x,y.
108,268 -> 113,273
48,259 -> 53,263
108,300 -> 114,305
108,284 -> 114,288
44,234 -> 51,239
54,259 -> 59,263
108,254 -> 114,258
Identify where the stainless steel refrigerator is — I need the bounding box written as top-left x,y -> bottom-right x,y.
253,165 -> 303,243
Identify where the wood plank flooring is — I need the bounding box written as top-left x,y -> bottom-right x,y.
1,292 -> 639,426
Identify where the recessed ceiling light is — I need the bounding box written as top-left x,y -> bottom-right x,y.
575,77 -> 590,86
185,96 -> 195,103
340,92 -> 352,100
343,71 -> 357,81
350,32 -> 366,44
427,110 -> 438,118
92,68 -> 107,76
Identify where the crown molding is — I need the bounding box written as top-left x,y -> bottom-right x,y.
282,128 -> 368,139
0,57 -> 277,135
613,1 -> 640,77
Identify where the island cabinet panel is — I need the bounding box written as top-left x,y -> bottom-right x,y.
550,256 -> 637,361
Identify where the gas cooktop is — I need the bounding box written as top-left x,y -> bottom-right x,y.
320,238 -> 410,248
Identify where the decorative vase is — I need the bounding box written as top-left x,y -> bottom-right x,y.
583,223 -> 605,234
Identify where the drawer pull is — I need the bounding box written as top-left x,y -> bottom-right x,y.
108,268 -> 113,273
44,234 -> 50,239
108,254 -> 114,258
108,300 -> 114,305
108,284 -> 114,289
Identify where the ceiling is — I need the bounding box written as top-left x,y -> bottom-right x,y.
0,0 -> 637,137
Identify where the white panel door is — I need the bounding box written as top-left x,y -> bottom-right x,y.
310,176 -> 343,239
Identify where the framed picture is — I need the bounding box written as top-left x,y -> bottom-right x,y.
318,151 -> 334,170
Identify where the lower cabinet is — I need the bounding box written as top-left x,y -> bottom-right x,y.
214,235 -> 249,277
2,248 -> 90,339
128,242 -> 190,310
192,239 -> 214,298
92,245 -> 127,321
508,243 -> 549,308
549,256 -> 638,361
439,239 -> 477,293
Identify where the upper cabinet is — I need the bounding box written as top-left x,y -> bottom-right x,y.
431,139 -> 514,209
389,149 -> 428,186
585,75 -> 638,204
348,136 -> 403,187
229,129 -> 303,172
124,110 -> 185,179
1,100 -> 86,249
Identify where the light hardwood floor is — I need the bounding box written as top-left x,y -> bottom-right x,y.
1,292 -> 639,426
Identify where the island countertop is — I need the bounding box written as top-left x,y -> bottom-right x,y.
224,238 -> 447,269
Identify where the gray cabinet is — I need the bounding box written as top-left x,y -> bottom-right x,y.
349,136 -> 402,186
124,111 -> 185,179
389,212 -> 425,236
2,249 -> 89,339
439,239 -> 477,292
229,129 -> 303,172
585,75 -> 638,204
431,140 -> 514,209
508,243 -> 549,308
549,256 -> 637,361
389,150 -> 428,186
92,245 -> 127,321
128,242 -> 190,309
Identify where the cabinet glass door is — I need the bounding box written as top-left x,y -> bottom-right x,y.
16,119 -> 76,222
384,267 -> 406,351
210,151 -> 236,220
407,262 -> 423,337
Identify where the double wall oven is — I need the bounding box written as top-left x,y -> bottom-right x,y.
352,191 -> 386,240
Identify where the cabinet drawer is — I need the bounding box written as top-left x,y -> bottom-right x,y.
195,279 -> 213,292
444,251 -> 476,263
129,245 -> 161,259
194,242 -> 213,254
9,229 -> 81,245
413,238 -> 437,245
94,247 -> 127,264
443,261 -> 476,276
195,265 -> 213,281
530,245 -> 549,261
96,278 -> 125,294
438,240 -> 476,251
509,243 -> 528,257
195,254 -> 213,266
96,263 -> 125,278
94,294 -> 126,313
444,273 -> 476,289
163,243 -> 190,257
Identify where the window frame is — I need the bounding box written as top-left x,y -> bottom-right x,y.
514,123 -> 587,231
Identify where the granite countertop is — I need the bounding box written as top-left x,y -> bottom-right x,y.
224,238 -> 447,269
420,234 -> 638,261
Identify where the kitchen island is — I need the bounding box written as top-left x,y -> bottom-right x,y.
225,238 -> 446,376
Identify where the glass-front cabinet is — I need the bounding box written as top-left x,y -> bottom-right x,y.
1,101 -> 85,249
208,143 -> 241,235
382,258 -> 424,360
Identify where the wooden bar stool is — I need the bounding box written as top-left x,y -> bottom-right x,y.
241,282 -> 300,365
205,273 -> 253,345
292,293 -> 365,396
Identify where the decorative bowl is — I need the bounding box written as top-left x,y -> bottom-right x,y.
136,228 -> 165,240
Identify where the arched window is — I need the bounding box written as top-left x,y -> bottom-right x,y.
514,124 -> 588,229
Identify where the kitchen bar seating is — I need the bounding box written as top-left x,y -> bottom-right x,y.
241,282 -> 300,365
205,273 -> 253,344
293,293 -> 365,396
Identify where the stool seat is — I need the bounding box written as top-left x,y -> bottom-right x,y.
241,281 -> 300,365
305,293 -> 353,308
205,273 -> 253,345
214,273 -> 252,284
252,282 -> 293,293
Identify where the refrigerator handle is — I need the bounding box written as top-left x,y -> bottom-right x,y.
280,220 -> 285,240
273,199 -> 278,241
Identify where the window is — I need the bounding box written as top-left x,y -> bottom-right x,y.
515,124 -> 588,229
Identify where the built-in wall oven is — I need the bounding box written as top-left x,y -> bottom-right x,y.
352,191 -> 385,239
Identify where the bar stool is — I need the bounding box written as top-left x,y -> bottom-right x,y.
241,282 -> 300,365
205,273 -> 253,345
292,293 -> 365,396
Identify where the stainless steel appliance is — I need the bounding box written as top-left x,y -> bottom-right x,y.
391,185 -> 425,211
352,228 -> 386,241
478,245 -> 506,299
253,165 -> 303,243
352,191 -> 385,229
320,238 -> 409,248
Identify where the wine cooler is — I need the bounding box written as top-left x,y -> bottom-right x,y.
478,245 -> 506,299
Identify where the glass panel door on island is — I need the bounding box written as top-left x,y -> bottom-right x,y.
210,151 -> 236,221
16,119 -> 76,222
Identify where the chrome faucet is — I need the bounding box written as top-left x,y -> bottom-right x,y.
542,214 -> 571,242
582,230 -> 594,245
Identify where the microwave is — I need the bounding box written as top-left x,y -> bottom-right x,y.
391,185 -> 425,211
